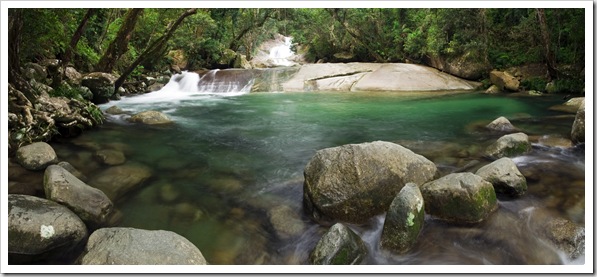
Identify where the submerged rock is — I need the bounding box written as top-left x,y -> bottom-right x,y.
268,205 -> 306,240
8,194 -> 87,264
310,223 -> 368,265
89,163 -> 153,202
44,165 -> 113,228
79,227 -> 207,265
475,157 -> 527,197
15,142 -> 58,171
421,172 -> 498,224
94,149 -> 126,166
571,99 -> 585,144
128,110 -> 173,125
303,141 -> 437,224
484,132 -> 531,159
380,183 -> 425,253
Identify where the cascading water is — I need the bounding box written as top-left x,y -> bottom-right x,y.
268,36 -> 295,67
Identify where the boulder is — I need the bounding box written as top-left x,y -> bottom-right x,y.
475,157 -> 527,196
64,67 -> 83,86
489,70 -> 519,92
303,141 -> 437,223
94,149 -> 126,166
146,83 -> 165,93
44,165 -> 114,228
484,132 -> 531,159
104,105 -> 126,115
421,172 -> 498,224
128,111 -> 173,125
268,205 -> 306,240
549,97 -> 585,113
8,194 -> 88,263
15,142 -> 58,171
233,53 -> 252,69
79,227 -> 207,265
425,53 -> 491,80
89,163 -> 153,202
57,161 -> 88,182
485,85 -> 500,94
23,62 -> 48,82
485,116 -> 518,133
380,183 -> 425,253
309,223 -> 368,265
571,99 -> 585,144
81,72 -> 118,104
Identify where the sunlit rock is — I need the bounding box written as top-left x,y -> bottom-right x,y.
16,142 -> 58,171
421,172 -> 498,224
310,223 -> 367,265
571,99 -> 585,144
475,157 -> 527,196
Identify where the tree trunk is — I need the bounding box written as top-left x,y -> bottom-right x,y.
8,9 -> 38,105
114,8 -> 198,91
536,8 -> 558,80
62,9 -> 98,67
95,8 -> 144,73
228,9 -> 274,52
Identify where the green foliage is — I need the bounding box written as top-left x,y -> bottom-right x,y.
50,84 -> 83,99
551,78 -> 584,94
520,77 -> 548,92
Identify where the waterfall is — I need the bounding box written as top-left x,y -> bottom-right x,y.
268,36 -> 295,67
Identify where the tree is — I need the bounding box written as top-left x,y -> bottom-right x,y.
114,8 -> 198,91
95,8 -> 144,72
536,8 -> 558,80
8,9 -> 37,105
62,9 -> 98,67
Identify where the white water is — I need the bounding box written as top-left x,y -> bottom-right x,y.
269,36 -> 295,67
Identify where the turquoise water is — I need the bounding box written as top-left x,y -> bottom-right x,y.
52,91 -> 584,265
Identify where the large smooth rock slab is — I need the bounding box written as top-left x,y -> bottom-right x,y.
421,172 -> 498,224
44,165 -> 113,227
15,142 -> 58,171
380,183 -> 425,253
309,223 -> 368,265
303,141 -> 437,224
79,227 -> 207,265
282,63 -> 382,92
352,64 -> 479,91
8,194 -> 88,263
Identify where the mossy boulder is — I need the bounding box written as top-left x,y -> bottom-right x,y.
81,72 -> 117,104
380,183 -> 425,253
8,194 -> 88,264
128,110 -> 173,125
303,141 -> 437,224
309,223 -> 368,265
421,172 -> 498,224
475,157 -> 527,197
571,99 -> 585,144
484,132 -> 531,159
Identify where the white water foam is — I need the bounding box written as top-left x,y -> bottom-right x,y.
269,36 -> 295,67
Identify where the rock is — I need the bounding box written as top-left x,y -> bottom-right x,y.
23,62 -> 48,82
475,157 -> 527,196
485,85 -> 500,94
159,184 -> 180,203
15,142 -> 58,171
380,183 -> 425,253
78,86 -> 94,101
94,149 -> 126,166
549,97 -> 585,113
484,132 -> 531,159
8,194 -> 87,263
421,172 -> 498,224
536,135 -> 573,148
64,67 -> 82,85
309,223 -> 368,265
170,202 -> 204,223
128,110 -> 173,125
527,90 -> 543,96
44,165 -> 113,228
233,53 -> 252,69
268,205 -> 306,240
57,161 -> 88,182
146,83 -> 164,93
104,105 -> 126,115
545,81 -> 556,94
89,163 -> 153,202
8,159 -> 45,196
81,72 -> 118,104
571,99 -> 585,144
425,53 -> 491,80
485,116 -> 518,133
30,79 -> 54,95
79,227 -> 207,265
489,70 -> 519,91
303,141 -> 437,223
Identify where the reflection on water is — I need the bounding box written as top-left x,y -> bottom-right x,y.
50,91 -> 584,265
